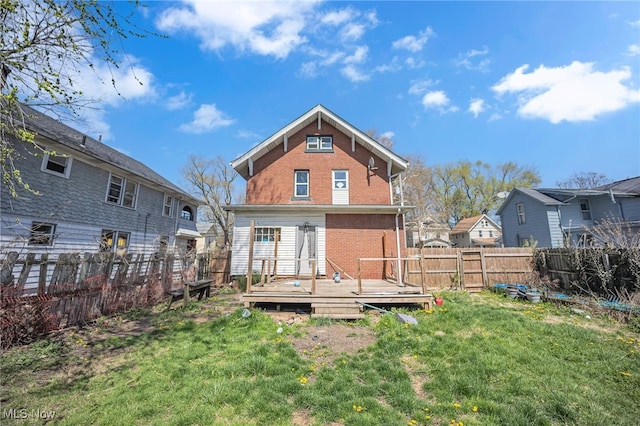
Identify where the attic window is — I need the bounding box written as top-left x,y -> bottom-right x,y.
41,151 -> 72,178
306,135 -> 332,151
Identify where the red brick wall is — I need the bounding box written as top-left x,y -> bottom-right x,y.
246,121 -> 390,205
326,214 -> 406,279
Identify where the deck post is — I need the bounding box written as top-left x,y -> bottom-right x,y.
420,250 -> 427,294
260,259 -> 266,284
311,259 -> 317,294
246,220 -> 255,294
357,259 -> 362,295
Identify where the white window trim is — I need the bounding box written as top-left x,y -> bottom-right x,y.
516,203 -> 526,225
332,170 -> 348,190
306,135 -> 333,151
41,151 -> 73,178
106,173 -> 138,209
579,198 -> 592,221
294,170 -> 310,197
28,222 -> 56,246
163,194 -> 174,217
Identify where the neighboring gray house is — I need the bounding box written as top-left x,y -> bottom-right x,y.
497,177 -> 640,247
1,105 -> 201,266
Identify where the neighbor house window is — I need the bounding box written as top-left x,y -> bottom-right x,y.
181,206 -> 194,221
294,170 -> 309,197
41,151 -> 72,178
479,231 -> 483,237
29,222 -> 56,246
106,174 -> 138,208
163,194 -> 174,217
579,199 -> 592,221
306,135 -> 332,151
254,227 -> 282,242
516,203 -> 526,224
100,230 -> 130,253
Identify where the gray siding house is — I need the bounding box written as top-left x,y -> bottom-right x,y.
1,105 -> 201,271
497,177 -> 640,247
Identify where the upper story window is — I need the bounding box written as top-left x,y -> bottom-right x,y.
294,170 -> 309,197
41,151 -> 72,178
29,222 -> 56,246
255,227 -> 282,242
516,203 -> 526,224
579,199 -> 592,221
479,230 -> 483,237
106,174 -> 138,208
306,135 -> 333,151
333,170 -> 348,189
181,206 -> 194,221
163,194 -> 174,217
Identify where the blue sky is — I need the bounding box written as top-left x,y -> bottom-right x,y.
70,1 -> 640,190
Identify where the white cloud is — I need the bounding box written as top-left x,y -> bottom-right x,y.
468,98 -> 485,118
380,131 -> 395,140
70,56 -> 156,141
340,23 -> 365,41
492,61 -> 640,123
408,78 -> 437,96
626,44 -> 640,56
156,0 -> 320,59
628,19 -> 640,28
321,8 -> 355,26
341,64 -> 370,82
455,46 -> 490,72
405,57 -> 426,69
344,45 -> 368,64
179,104 -> 235,134
392,27 -> 434,52
166,91 -> 192,110
375,57 -> 402,73
421,90 -> 458,113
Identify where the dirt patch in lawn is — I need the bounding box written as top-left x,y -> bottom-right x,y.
289,323 -> 377,365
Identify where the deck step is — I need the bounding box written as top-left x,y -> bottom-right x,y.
311,312 -> 365,319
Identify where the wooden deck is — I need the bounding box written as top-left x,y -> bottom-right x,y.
242,278 -> 434,319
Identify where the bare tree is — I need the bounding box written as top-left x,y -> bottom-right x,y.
556,172 -> 611,189
1,0 -> 158,197
364,129 -> 394,149
181,155 -> 240,249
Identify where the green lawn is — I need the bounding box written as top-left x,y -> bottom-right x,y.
2,290 -> 639,425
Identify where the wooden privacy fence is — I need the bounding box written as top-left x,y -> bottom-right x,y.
404,248 -> 535,292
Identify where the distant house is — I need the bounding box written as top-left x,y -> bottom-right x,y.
1,105 -> 201,267
196,222 -> 218,253
224,104 -> 413,280
407,216 -> 451,248
449,214 -> 502,248
496,176 -> 640,247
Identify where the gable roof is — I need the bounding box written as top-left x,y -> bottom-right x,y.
497,176 -> 640,215
450,214 -> 501,234
17,104 -> 199,204
230,104 -> 409,180
496,187 -> 562,215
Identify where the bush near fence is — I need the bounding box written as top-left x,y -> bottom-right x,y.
0,250 -> 230,348
533,247 -> 640,296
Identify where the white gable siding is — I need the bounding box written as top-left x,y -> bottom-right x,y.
230,213 -> 326,277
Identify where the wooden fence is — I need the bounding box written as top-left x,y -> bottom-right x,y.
404,248 -> 535,292
0,250 -> 231,348
534,248 -> 640,294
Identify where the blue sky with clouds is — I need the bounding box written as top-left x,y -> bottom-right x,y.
70,1 -> 640,190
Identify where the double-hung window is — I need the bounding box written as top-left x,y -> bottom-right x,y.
579,199 -> 592,221
100,230 -> 130,253
516,203 -> 526,225
163,194 -> 174,217
306,135 -> 332,151
41,151 -> 72,178
294,170 -> 309,197
255,227 -> 282,242
106,174 -> 138,208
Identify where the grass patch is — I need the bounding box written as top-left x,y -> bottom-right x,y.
1,291 -> 638,425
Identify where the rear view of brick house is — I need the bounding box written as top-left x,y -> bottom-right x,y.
225,105 -> 413,280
